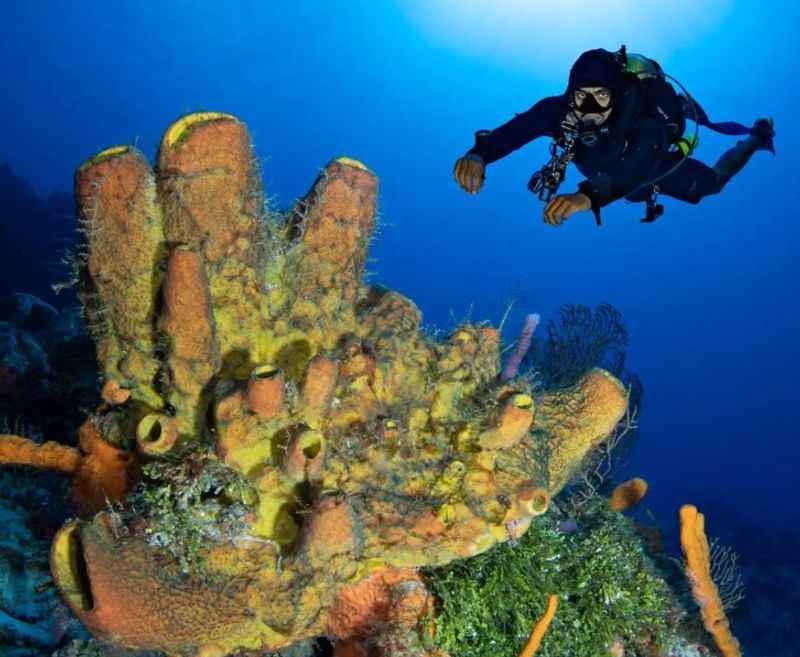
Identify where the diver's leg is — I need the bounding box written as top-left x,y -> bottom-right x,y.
710,119 -> 775,192
649,157 -> 720,204
623,153 -> 718,206
638,119 -> 776,204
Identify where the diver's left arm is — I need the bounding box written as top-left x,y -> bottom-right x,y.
576,117 -> 669,224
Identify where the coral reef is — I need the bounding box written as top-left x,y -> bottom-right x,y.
0,483 -> 62,653
0,293 -> 99,433
0,464 -> 90,657
2,112 -> 630,657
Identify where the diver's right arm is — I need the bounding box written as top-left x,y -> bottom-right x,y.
454,96 -> 563,194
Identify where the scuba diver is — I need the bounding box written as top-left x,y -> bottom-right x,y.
453,46 -> 775,226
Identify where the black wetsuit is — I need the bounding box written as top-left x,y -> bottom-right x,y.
468,77 -> 720,223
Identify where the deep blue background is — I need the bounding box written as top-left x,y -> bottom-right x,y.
1,1 -> 798,650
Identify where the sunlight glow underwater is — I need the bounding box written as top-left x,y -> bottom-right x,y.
402,0 -> 733,76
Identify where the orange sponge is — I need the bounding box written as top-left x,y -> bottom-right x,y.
679,505 -> 742,657
1,423 -> 138,519
609,477 -> 648,512
518,594 -> 559,657
0,434 -> 81,473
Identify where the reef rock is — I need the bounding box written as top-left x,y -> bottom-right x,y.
6,112 -> 629,657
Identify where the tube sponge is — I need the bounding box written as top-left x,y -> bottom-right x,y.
679,504 -> 742,657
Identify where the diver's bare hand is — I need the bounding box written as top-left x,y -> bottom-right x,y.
454,154 -> 486,194
543,193 -> 592,225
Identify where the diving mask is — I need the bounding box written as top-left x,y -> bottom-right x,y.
573,89 -> 612,114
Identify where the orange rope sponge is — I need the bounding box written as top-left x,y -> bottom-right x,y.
518,594 -> 559,657
1,426 -> 138,518
609,477 -> 648,512
0,434 -> 81,473
679,505 -> 742,657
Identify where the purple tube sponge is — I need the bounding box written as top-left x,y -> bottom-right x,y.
501,313 -> 540,382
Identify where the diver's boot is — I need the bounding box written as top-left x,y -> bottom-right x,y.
712,118 -> 775,191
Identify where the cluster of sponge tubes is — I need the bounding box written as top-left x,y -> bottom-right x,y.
2,112 -> 632,657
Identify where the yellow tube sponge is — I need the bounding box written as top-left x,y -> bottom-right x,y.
539,368 -> 629,493
74,147 -> 164,401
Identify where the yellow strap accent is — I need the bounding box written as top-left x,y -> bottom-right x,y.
676,135 -> 700,156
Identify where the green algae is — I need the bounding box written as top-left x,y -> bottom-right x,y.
423,498 -> 674,657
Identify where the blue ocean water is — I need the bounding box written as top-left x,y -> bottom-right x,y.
1,1 -> 798,655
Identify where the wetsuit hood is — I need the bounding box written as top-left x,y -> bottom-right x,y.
568,49 -> 626,97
